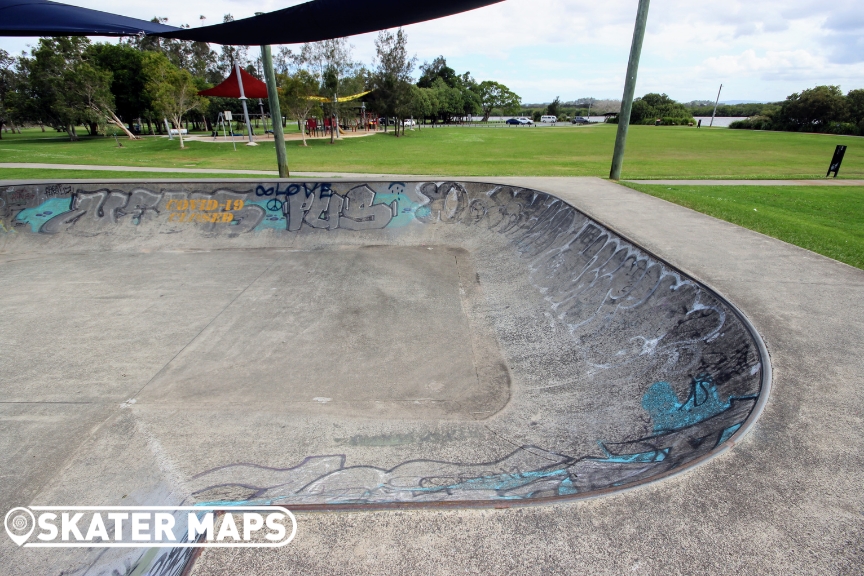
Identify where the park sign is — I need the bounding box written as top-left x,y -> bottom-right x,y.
826,145 -> 847,178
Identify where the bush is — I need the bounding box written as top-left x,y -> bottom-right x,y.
532,110 -> 542,122
660,116 -> 695,126
729,116 -> 774,130
826,121 -> 861,136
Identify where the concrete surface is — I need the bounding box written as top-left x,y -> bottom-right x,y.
0,176 -> 860,575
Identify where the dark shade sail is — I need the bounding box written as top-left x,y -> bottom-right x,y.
0,0 -> 179,37
199,67 -> 269,99
158,0 -> 504,45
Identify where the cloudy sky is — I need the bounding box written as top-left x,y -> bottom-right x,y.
1,0 -> 862,103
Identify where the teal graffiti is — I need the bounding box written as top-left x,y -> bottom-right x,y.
642,377 -> 732,433
15,198 -> 73,232
716,423 -> 742,446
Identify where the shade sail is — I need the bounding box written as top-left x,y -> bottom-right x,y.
0,0 -> 178,37
199,68 -> 269,99
158,0 -> 504,45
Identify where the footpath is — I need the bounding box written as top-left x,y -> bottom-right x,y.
1,163 -> 863,184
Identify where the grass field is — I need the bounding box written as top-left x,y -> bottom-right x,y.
623,183 -> 864,269
0,168 -> 271,180
0,124 -> 861,179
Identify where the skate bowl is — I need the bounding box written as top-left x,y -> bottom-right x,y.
1,179 -> 770,509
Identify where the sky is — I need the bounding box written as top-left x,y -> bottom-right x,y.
1,0 -> 862,104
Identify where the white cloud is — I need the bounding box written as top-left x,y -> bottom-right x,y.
1,0 -> 862,102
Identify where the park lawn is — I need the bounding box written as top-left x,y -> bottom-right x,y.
0,124 -> 861,179
0,168 -> 271,180
622,183 -> 864,269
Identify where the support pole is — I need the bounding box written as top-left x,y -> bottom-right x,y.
610,0 -> 651,181
235,62 -> 257,146
710,84 -> 723,127
261,45 -> 289,178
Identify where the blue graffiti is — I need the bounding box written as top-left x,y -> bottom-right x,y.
254,182 -> 334,213
591,444 -> 670,464
716,423 -> 742,446
15,198 -> 72,232
642,377 -> 733,433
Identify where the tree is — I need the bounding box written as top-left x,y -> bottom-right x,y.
216,15 -> 249,79
458,72 -> 481,120
477,80 -> 520,121
627,93 -> 693,124
87,43 -> 150,134
298,38 -> 358,143
778,85 -> 848,130
143,52 -> 208,148
278,70 -> 320,146
409,85 -> 436,127
124,17 -> 220,84
372,28 -> 416,137
0,49 -> 14,137
546,96 -> 561,118
431,77 -> 463,123
847,89 -> 864,131
73,61 -> 125,137
20,37 -> 121,141
417,56 -> 458,89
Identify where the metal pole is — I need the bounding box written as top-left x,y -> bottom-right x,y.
610,0 -> 651,181
710,84 -> 723,127
261,45 -> 289,178
333,93 -> 340,141
258,99 -> 268,135
235,62 -> 257,146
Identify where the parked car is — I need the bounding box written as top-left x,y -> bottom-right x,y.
571,117 -> 589,125
506,117 -> 533,125
403,118 -> 417,127
540,115 -> 557,123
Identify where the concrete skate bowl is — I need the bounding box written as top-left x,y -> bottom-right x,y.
1,180 -> 770,509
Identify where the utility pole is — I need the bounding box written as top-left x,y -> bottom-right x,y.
609,0 -> 651,181
235,62 -> 257,146
710,84 -> 723,127
260,45 -> 289,178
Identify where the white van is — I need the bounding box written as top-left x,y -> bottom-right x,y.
540,115 -> 557,123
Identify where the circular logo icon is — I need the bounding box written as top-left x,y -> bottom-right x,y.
4,507 -> 35,546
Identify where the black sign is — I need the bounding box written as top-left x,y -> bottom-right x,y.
826,145 -> 847,178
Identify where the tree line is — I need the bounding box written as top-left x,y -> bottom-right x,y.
728,86 -> 864,136
604,93 -> 697,126
0,23 -> 524,143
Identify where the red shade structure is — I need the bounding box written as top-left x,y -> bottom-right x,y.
199,63 -> 265,146
198,67 -> 269,100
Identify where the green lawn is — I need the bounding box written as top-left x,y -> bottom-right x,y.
622,183 -> 864,269
0,124 -> 861,179
0,168 -> 271,180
